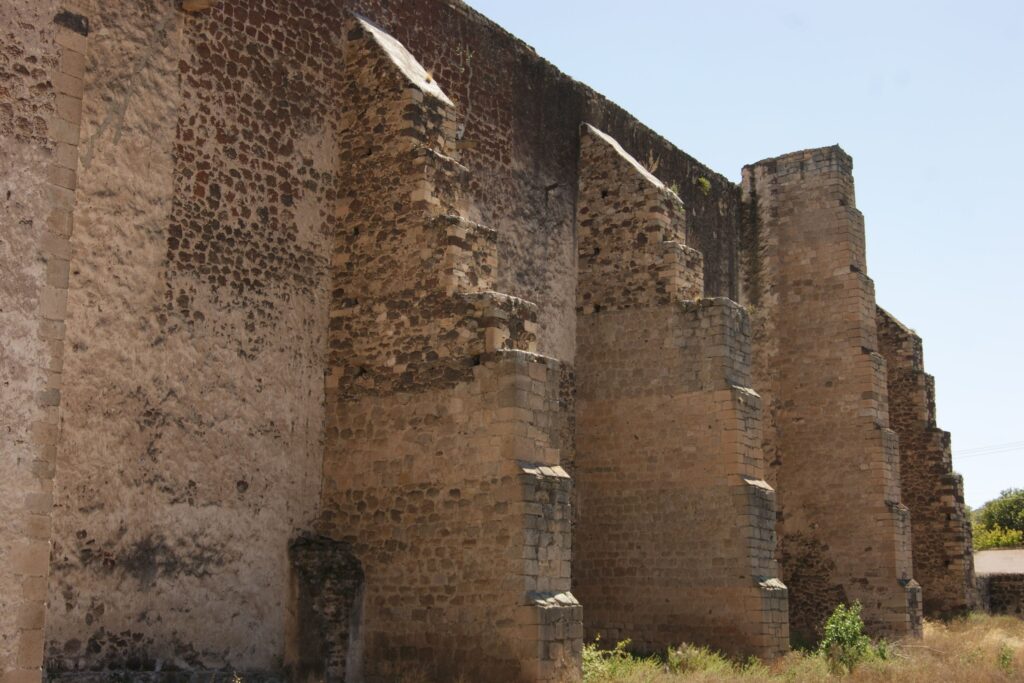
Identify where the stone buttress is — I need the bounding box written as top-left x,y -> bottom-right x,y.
876,308 -> 976,617
741,147 -> 922,643
572,124 -> 788,659
318,17 -> 581,682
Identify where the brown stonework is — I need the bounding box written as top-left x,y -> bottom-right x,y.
317,17 -> 580,682
977,574 -> 1024,617
285,537 -> 365,683
876,308 -> 977,617
0,0 -> 977,680
47,0 -> 331,677
742,147 -> 922,644
573,125 -> 788,659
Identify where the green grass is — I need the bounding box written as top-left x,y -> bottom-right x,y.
581,614 -> 1024,682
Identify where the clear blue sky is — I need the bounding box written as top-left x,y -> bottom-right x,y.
466,0 -> 1024,508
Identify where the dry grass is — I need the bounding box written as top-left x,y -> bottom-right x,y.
582,614 -> 1024,683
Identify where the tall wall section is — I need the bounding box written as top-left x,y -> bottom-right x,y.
29,0 -> 754,676
572,125 -> 787,659
876,307 -> 976,617
45,1 -> 336,676
0,0 -> 971,679
317,17 -> 580,682
1,2 -> 88,682
741,147 -> 922,644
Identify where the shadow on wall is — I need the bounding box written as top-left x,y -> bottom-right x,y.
286,537 -> 365,683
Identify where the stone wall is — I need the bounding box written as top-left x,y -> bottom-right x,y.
572,125 -> 787,658
0,0 -> 980,678
317,17 -> 580,682
46,1 -> 333,676
30,0 -> 737,676
1,2 -> 87,681
876,307 -> 976,617
334,0 -> 743,362
741,147 -> 922,644
977,575 -> 1024,618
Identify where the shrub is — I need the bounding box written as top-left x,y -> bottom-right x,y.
580,614 -> 1023,682
973,523 -> 1024,550
818,602 -> 872,673
583,637 -> 662,681
665,643 -> 735,675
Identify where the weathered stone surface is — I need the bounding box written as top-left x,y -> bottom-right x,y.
573,125 -> 787,658
286,537 -> 364,683
741,148 -> 922,643
977,574 -> 1024,617
1,2 -> 77,681
46,0 -> 334,676
877,308 -> 977,617
0,1 -> 975,680
318,18 -> 580,680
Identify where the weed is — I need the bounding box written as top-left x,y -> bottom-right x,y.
644,149 -> 661,175
579,613 -> 1023,682
666,643 -> 734,675
998,643 -> 1014,674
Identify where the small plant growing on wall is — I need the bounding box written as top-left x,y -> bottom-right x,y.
696,176 -> 711,196
644,149 -> 661,175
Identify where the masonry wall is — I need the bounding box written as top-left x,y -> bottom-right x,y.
977,574 -> 1024,617
1,2 -> 88,681
316,18 -> 580,682
573,125 -> 787,659
741,147 -> 922,644
876,308 -> 976,617
333,0 -> 745,362
1,0 -> 975,678
46,1 -> 334,676
33,0 -> 748,675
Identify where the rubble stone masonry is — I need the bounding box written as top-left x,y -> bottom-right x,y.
977,574 -> 1024,617
317,17 -> 580,682
741,148 -> 922,644
46,0 -> 332,677
0,0 -> 978,681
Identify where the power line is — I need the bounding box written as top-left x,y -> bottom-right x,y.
958,439 -> 1024,455
955,443 -> 1024,460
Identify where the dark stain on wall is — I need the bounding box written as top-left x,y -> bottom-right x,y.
53,11 -> 89,36
779,533 -> 847,647
287,536 -> 364,683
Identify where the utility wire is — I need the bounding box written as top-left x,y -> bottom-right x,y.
958,440 -> 1024,455
955,442 -> 1024,460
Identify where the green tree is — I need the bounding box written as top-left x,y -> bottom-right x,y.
972,489 -> 1024,550
977,488 -> 1024,533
